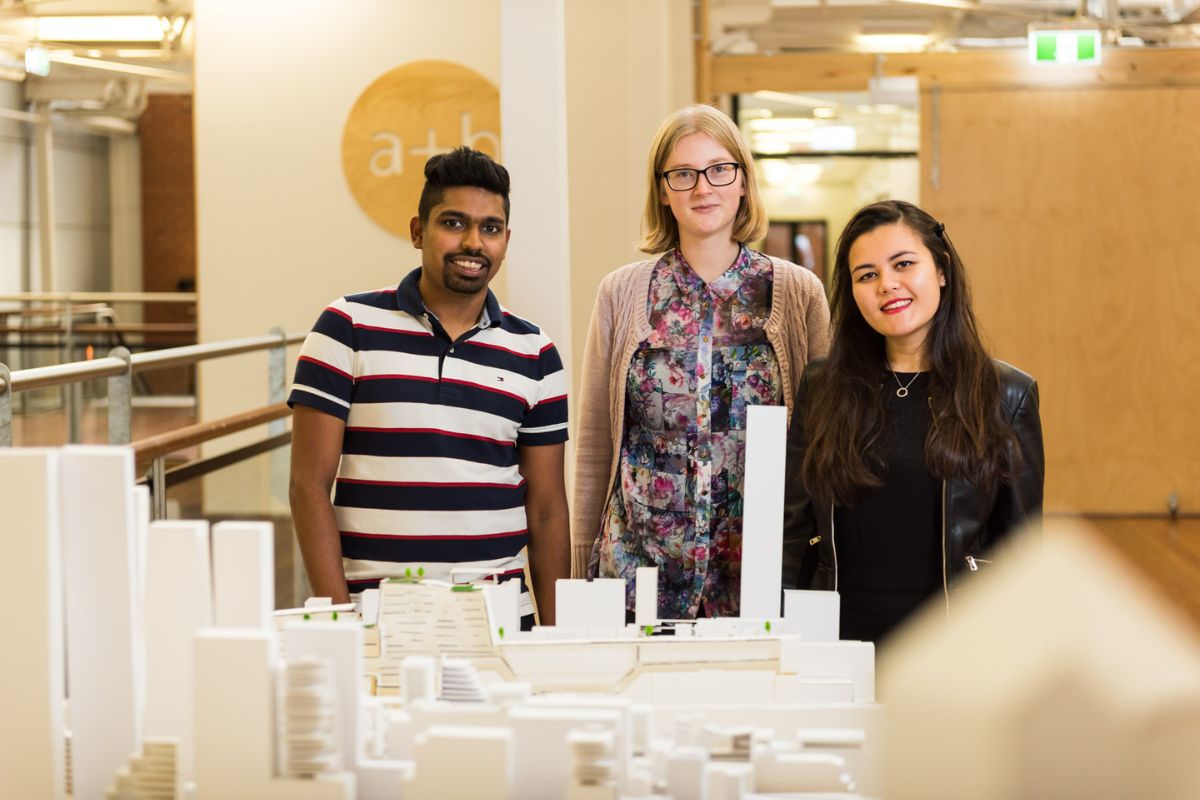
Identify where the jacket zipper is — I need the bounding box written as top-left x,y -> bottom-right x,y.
965,555 -> 993,571
830,501 -> 838,593
941,480 -> 950,620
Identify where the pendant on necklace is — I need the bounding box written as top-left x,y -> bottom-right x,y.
896,386 -> 909,398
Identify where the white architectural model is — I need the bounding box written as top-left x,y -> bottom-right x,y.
6,424 -> 1199,795
2,444 -> 882,799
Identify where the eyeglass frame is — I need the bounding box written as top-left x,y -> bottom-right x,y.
658,162 -> 743,192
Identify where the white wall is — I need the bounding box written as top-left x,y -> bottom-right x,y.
563,0 -> 694,407
192,0 -> 502,511
193,0 -> 696,513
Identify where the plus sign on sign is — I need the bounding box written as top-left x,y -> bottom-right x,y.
341,60 -> 501,239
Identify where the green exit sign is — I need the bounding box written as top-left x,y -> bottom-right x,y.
1028,29 -> 1101,64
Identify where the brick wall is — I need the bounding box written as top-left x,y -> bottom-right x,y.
139,93 -> 196,392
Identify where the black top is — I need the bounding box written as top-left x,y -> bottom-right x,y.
834,371 -> 941,645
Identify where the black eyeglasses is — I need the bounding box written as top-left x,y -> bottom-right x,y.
659,162 -> 742,192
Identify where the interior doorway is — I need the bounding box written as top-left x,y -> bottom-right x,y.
737,88 -> 919,283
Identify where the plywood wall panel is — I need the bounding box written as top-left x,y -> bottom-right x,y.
921,87 -> 1200,513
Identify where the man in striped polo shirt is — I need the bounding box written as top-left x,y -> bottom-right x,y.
288,147 -> 569,627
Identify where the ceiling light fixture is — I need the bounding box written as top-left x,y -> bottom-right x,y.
856,34 -> 933,53
888,0 -> 980,10
36,15 -> 166,43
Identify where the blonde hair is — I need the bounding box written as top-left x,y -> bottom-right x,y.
639,105 -> 768,254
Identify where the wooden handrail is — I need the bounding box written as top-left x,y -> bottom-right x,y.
132,402 -> 291,472
0,303 -> 111,318
0,323 -> 197,335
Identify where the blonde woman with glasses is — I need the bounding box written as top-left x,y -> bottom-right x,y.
573,105 -> 832,620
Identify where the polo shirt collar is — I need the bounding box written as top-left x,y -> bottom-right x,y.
396,267 -> 503,329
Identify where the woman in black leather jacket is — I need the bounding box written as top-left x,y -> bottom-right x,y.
782,200 -> 1044,644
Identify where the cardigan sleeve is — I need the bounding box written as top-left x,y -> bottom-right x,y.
570,273 -> 620,577
803,274 -> 832,361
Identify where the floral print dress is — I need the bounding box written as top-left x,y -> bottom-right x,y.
592,246 -> 783,619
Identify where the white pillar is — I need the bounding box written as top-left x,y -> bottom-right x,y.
109,134 -> 143,322
33,101 -> 56,293
0,450 -> 66,800
499,0 -> 572,373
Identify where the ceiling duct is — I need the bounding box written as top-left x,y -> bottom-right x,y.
24,74 -> 145,116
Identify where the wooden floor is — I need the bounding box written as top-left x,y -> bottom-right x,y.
11,402 -> 196,448
1075,516 -> 1200,636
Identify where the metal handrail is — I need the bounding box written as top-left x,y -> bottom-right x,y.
5,355 -> 129,393
1,326 -> 304,448
0,332 -> 306,394
132,333 -> 306,372
0,291 -> 196,304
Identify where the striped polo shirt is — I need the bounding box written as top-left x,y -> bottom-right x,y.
288,267 -> 568,614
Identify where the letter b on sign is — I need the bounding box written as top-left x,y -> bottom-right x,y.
341,60 -> 501,239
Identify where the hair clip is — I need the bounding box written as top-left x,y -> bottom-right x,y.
933,222 -> 946,238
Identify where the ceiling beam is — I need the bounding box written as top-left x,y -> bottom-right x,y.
712,47 -> 1200,92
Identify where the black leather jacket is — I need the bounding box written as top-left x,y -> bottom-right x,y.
781,359 -> 1045,607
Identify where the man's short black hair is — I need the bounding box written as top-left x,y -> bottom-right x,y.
417,146 -> 511,223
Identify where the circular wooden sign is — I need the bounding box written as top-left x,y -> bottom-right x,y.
341,61 -> 501,239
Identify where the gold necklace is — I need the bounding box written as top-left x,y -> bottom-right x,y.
890,369 -> 921,398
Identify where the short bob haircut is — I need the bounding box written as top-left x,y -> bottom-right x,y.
640,105 -> 768,254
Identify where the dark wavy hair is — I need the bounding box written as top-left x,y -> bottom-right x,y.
800,200 -> 1020,506
418,146 -> 511,222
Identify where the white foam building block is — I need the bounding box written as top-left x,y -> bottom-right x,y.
132,484 -> 151,614
212,520 -> 275,629
706,762 -> 752,800
635,567 -> 658,626
507,706 -> 623,799
401,657 -> 438,705
407,725 -> 514,800
555,578 -> 625,629
740,405 -> 787,619
483,578 -> 521,642
526,694 -> 633,787
283,623 -> 410,800
143,520 -> 213,793
60,446 -> 142,800
881,522 -> 1200,800
0,450 -> 66,799
779,639 -> 876,702
666,745 -> 709,800
193,629 -> 353,799
753,749 -> 852,794
284,622 -> 363,766
360,587 -> 381,626
784,589 -> 841,642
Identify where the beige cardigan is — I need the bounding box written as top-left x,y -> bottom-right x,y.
570,253 -> 832,577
